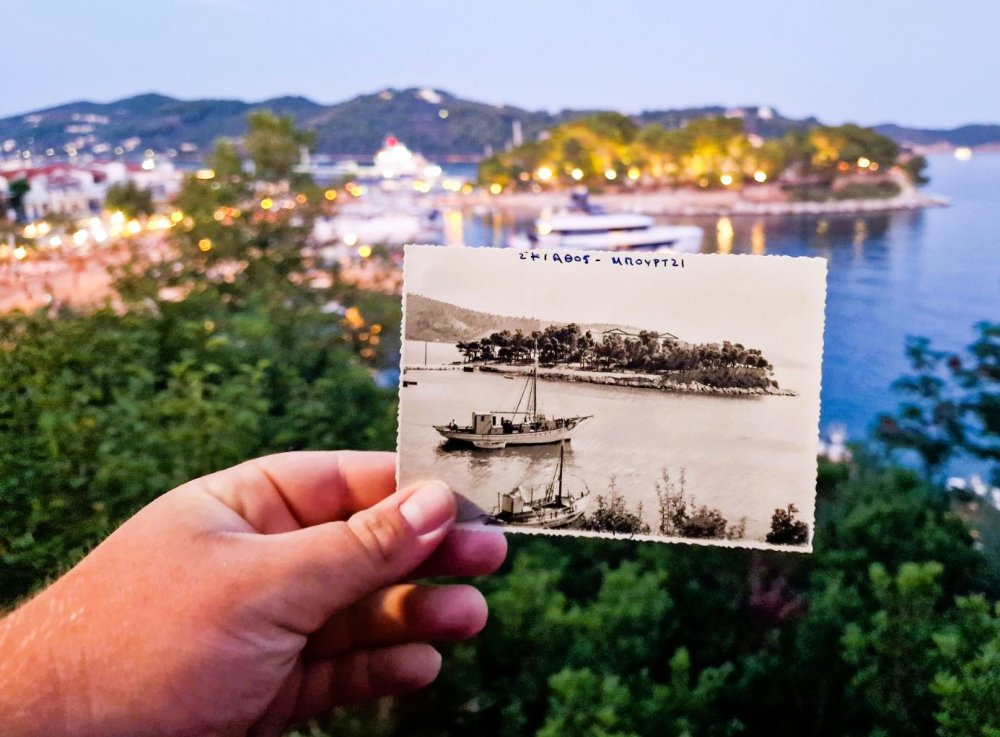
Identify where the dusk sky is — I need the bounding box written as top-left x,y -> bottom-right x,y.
4,0 -> 997,127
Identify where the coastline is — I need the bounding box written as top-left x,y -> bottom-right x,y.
437,187 -> 950,218
404,363 -> 797,397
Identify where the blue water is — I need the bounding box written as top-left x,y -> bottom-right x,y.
459,154 -> 1000,440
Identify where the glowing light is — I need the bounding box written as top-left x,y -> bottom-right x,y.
344,306 -> 365,329
423,164 -> 443,178
955,147 -> 972,161
461,183 -> 474,194
23,224 -> 37,238
716,217 -> 734,254
141,158 -> 155,171
126,220 -> 142,235
570,168 -> 584,181
195,169 -> 216,180
358,245 -> 372,258
295,193 -> 308,204
371,324 -> 382,335
213,208 -> 226,221
37,222 -> 51,236
412,180 -> 431,193
343,233 -> 359,246
13,246 -> 27,260
627,167 -> 641,181
604,169 -> 617,181
753,170 -> 768,183
857,157 -> 871,169
111,211 -> 126,225
198,238 -> 213,252
489,183 -> 503,195
72,230 -> 89,247
438,109 -> 449,119
324,189 -> 338,200
260,198 -> 274,210
720,174 -> 734,186
536,166 -> 553,181
170,210 -> 185,224
538,222 -> 553,236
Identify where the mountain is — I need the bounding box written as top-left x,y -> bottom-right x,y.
2,88 -> 997,160
873,123 -> 1000,150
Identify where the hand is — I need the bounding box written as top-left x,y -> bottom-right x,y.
0,451 -> 507,737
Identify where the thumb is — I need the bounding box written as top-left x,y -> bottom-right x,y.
255,481 -> 457,633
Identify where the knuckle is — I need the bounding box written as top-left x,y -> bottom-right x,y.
346,510 -> 406,566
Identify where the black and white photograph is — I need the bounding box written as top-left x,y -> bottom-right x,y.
398,244 -> 827,551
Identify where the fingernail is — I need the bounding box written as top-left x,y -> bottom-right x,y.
400,481 -> 454,535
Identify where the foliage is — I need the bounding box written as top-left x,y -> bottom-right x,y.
656,469 -> 747,540
458,324 -> 778,391
104,180 -> 154,218
244,110 -> 316,181
7,178 -> 30,218
479,115 -> 918,191
765,504 -> 810,545
876,322 -> 1000,482
581,482 -> 651,536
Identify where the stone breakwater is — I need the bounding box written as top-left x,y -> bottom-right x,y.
440,187 -> 950,218
476,365 -> 797,397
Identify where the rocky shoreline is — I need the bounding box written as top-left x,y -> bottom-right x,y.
441,187 -> 949,218
405,363 -> 797,397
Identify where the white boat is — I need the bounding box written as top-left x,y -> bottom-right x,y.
434,363 -> 591,449
488,442 -> 589,528
511,191 -> 703,253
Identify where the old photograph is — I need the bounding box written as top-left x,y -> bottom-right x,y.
398,244 -> 827,551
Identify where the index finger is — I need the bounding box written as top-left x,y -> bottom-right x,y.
197,450 -> 398,533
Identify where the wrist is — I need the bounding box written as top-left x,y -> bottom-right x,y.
0,593 -> 75,737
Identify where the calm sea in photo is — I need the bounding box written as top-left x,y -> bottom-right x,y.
399,355 -> 817,542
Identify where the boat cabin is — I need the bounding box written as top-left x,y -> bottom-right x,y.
500,488 -> 526,516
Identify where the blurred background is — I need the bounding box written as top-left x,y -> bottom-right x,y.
1,2 -> 998,735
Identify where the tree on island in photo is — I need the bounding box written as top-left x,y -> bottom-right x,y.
765,504 -> 810,545
456,323 -> 780,392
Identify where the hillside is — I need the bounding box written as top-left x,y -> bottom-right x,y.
404,293 -> 544,342
3,88 -> 998,161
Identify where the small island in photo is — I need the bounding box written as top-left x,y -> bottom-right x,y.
397,245 -> 827,551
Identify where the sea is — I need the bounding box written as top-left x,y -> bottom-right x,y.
400,155 -> 998,539
452,153 -> 1000,442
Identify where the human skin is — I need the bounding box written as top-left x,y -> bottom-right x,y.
0,451 -> 507,737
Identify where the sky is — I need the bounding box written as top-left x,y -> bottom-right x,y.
3,0 -> 998,127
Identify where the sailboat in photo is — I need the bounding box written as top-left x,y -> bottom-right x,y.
434,360 -> 591,450
489,441 -> 589,528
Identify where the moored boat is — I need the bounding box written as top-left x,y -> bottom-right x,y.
510,191 -> 703,253
489,442 -> 588,528
434,362 -> 591,449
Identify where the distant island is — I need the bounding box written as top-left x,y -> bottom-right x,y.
405,294 -> 792,397
1,87 -> 998,163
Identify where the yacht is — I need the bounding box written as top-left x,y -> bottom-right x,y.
511,191 -> 703,253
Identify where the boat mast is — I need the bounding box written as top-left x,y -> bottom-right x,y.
530,341 -> 538,418
556,441 -> 564,505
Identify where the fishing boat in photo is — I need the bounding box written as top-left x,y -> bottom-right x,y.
434,363 -> 591,449
489,441 -> 588,528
